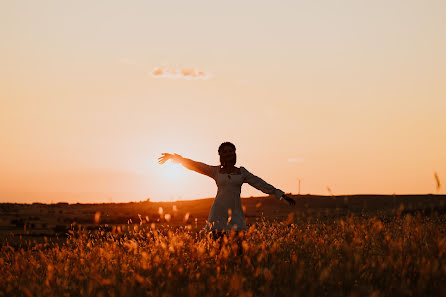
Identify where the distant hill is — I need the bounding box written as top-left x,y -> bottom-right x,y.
1,193 -> 445,228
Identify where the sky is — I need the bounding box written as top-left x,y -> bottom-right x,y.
1,0 -> 445,203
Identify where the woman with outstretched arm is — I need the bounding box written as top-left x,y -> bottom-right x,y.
158,142 -> 295,233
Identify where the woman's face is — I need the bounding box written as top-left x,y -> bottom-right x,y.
220,145 -> 236,166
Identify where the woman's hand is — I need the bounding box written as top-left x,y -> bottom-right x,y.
158,153 -> 182,165
282,194 -> 296,206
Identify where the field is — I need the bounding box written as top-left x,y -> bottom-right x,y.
1,194 -> 446,297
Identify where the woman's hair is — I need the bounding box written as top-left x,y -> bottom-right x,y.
218,142 -> 236,155
218,142 -> 237,167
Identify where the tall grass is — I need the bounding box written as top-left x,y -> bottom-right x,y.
1,214 -> 445,297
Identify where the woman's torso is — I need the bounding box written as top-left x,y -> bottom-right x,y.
207,166 -> 246,231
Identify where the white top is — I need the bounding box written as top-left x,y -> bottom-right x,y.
196,164 -> 284,231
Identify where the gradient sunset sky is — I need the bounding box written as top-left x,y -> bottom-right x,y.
1,1 -> 445,203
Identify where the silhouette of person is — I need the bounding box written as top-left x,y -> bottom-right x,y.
158,142 -> 295,235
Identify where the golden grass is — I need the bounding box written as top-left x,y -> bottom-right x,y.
1,215 -> 445,297
434,172 -> 441,192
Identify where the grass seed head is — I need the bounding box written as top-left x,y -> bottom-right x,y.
94,212 -> 101,224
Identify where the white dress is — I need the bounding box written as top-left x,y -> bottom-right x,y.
196,164 -> 285,231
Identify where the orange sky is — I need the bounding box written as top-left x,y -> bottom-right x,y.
1,1 -> 445,203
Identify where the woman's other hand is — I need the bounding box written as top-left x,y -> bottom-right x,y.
282,194 -> 296,206
158,153 -> 182,165
158,153 -> 173,164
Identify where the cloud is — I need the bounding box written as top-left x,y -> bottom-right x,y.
150,67 -> 211,80
287,157 -> 304,163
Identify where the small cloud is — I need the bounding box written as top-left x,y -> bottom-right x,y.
152,68 -> 164,76
150,67 -> 211,80
287,157 -> 304,163
263,108 -> 278,119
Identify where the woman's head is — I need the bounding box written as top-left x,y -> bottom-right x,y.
218,142 -> 236,167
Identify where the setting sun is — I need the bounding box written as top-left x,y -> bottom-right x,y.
161,162 -> 183,180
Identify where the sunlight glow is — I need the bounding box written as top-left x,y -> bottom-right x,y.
162,162 -> 183,180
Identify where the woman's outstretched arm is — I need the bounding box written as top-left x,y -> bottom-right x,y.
241,167 -> 295,205
158,153 -> 216,179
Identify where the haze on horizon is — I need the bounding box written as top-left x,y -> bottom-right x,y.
1,0 -> 445,203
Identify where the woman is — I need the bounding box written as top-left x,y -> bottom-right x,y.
158,142 -> 295,233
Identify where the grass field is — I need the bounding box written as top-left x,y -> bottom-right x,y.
1,195 -> 446,296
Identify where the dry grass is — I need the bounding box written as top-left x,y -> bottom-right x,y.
1,214 -> 445,297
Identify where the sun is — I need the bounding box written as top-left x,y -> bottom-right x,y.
162,162 -> 183,180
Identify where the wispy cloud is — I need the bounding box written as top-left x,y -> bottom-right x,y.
287,157 -> 304,163
150,67 -> 211,80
